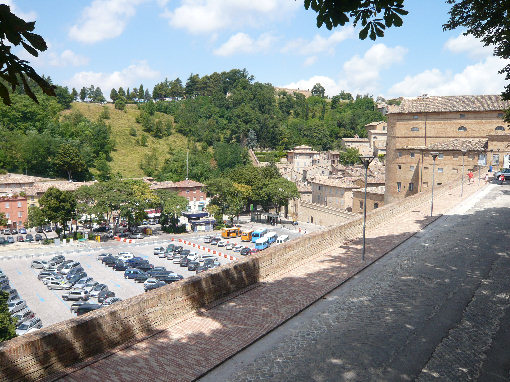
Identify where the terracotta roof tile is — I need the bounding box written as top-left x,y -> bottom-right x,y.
400,138 -> 488,152
391,95 -> 510,114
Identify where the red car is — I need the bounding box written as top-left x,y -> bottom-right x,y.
17,236 -> 24,242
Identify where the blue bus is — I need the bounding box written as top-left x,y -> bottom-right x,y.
251,228 -> 268,243
255,237 -> 270,250
263,232 -> 278,244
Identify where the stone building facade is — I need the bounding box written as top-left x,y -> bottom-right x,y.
385,95 -> 510,203
341,137 -> 371,156
286,145 -> 320,173
0,195 -> 28,229
352,186 -> 385,213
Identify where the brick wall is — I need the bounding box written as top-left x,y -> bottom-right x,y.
0,181 -> 462,381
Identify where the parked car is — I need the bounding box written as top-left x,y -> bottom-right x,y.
2,229 -> 10,235
196,265 -> 209,274
42,276 -> 64,285
8,299 -> 27,314
217,240 -> 227,247
153,247 -> 165,256
179,257 -> 190,267
82,281 -> 100,293
18,227 -> 27,234
187,261 -> 200,271
66,266 -> 85,279
494,168 -> 510,181
144,278 -> 166,292
50,255 -> 65,264
73,277 -> 94,289
135,262 -> 154,272
173,255 -> 183,264
25,234 -> 34,242
62,289 -> 89,301
125,256 -> 145,265
31,260 -> 48,269
166,244 -> 175,252
70,301 -> 87,313
60,262 -> 81,275
34,234 -> 43,241
133,272 -> 149,283
159,274 -> 183,284
173,246 -> 183,254
225,243 -> 234,250
11,228 -> 18,235
15,317 -> 42,335
38,270 -> 58,280
89,284 -> 108,298
240,247 -> 251,256
129,233 -> 144,239
204,235 -> 212,243
12,309 -> 35,326
97,290 -> 116,303
16,236 -> 24,242
44,226 -> 52,232
76,303 -> 102,316
97,253 -> 112,261
35,227 -> 43,233
117,252 -> 135,261
47,280 -> 73,290
210,238 -> 221,245
124,268 -> 146,280
102,255 -> 117,266
113,260 -> 128,272
102,297 -> 122,306
6,237 -> 14,244
67,273 -> 87,285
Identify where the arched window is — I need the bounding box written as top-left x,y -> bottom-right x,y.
458,126 -> 467,131
411,127 -> 419,132
495,126 -> 505,131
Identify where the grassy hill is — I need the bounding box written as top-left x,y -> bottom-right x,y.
68,103 -> 188,178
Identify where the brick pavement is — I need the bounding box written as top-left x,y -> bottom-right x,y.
53,182 -> 486,382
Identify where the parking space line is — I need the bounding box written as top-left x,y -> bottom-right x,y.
17,270 -> 22,275
35,293 -> 44,302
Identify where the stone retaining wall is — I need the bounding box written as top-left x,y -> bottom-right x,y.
0,181 -> 461,381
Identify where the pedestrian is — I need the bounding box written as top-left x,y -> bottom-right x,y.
484,173 -> 489,184
499,174 -> 505,184
468,170 -> 474,184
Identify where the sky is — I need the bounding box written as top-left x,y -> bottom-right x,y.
5,0 -> 508,99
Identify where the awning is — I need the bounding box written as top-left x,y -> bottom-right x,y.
183,212 -> 209,219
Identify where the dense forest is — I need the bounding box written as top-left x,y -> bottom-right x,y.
0,69 -> 386,182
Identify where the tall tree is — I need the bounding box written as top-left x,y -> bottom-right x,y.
118,87 -> 126,98
144,88 -> 152,101
138,84 -> 144,100
26,205 -> 48,237
155,189 -> 188,232
79,87 -> 87,102
110,88 -> 118,102
311,83 -> 326,98
71,88 -> 78,101
0,291 -> 16,341
39,187 -> 77,236
52,143 -> 87,181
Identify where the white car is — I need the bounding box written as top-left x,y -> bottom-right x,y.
225,243 -> 234,250
47,280 -> 72,290
42,276 -> 64,285
31,260 -> 48,269
153,247 -> 165,256
217,240 -> 227,247
73,277 -> 94,289
172,255 -> 182,264
118,252 -> 135,261
16,317 -> 42,335
187,253 -> 199,262
233,245 -> 244,252
199,254 -> 215,263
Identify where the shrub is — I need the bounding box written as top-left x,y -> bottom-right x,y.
129,127 -> 137,137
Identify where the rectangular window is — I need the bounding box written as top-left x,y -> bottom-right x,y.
359,201 -> 363,208
453,168 -> 458,173
478,154 -> 487,166
398,165 -> 402,170
497,112 -> 503,118
460,113 -> 465,118
409,183 -> 414,191
438,154 -> 444,159
318,185 -> 321,190
410,166 -> 415,171
397,182 -> 401,192
5,202 -> 9,209
410,152 -> 415,158
17,202 -> 22,208
424,166 -> 429,170
18,212 -> 22,218
438,168 -> 444,173
411,127 -> 419,132
374,202 -> 379,209
5,213 -> 9,219
423,182 -> 428,187
493,154 -> 500,165
398,152 -> 402,157
413,115 -> 419,120
453,154 -> 458,159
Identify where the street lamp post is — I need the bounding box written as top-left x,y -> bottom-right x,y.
461,149 -> 467,197
359,155 -> 375,262
430,152 -> 439,216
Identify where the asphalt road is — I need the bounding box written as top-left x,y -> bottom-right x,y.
201,184 -> 510,382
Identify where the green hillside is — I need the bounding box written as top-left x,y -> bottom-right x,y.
69,103 -> 188,178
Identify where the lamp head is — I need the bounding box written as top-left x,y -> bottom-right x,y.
430,151 -> 439,160
359,155 -> 375,169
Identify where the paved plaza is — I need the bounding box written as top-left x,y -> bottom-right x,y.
49,181 -> 499,382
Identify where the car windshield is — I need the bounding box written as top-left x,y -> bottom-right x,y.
93,285 -> 103,291
18,323 -> 30,330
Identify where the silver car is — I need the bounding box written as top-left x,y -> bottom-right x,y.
31,260 -> 48,269
8,299 -> 27,314
15,317 -> 42,335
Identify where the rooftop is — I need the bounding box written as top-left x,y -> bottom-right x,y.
390,95 -> 510,114
311,176 -> 360,189
354,186 -> 386,195
0,173 -> 53,185
27,181 -> 96,195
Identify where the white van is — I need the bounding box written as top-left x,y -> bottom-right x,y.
199,254 -> 215,263
276,235 -> 289,244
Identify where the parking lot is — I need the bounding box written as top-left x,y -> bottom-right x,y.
0,223 -> 308,329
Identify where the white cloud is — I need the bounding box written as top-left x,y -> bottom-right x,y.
303,56 -> 317,67
67,61 -> 160,94
48,50 -> 89,67
282,27 -> 355,55
389,56 -> 507,97
3,0 -> 36,21
162,0 -> 299,34
282,44 -> 407,97
69,0 -> 146,43
444,33 -> 493,60
214,33 -> 275,56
